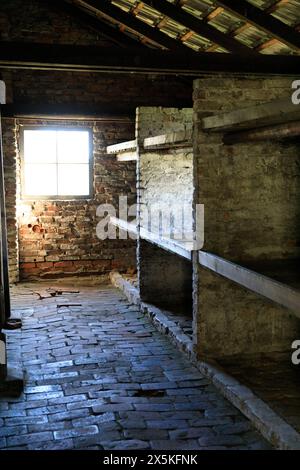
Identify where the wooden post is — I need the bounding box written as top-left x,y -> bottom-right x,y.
0,82 -> 11,325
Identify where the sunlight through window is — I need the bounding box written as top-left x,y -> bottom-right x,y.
22,128 -> 92,198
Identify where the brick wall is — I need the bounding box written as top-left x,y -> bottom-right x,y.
0,0 -> 192,282
8,118 -> 137,280
193,75 -> 300,358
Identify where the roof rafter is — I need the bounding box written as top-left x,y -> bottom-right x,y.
80,0 -> 190,51
142,0 -> 256,54
216,0 -> 300,51
40,0 -> 143,48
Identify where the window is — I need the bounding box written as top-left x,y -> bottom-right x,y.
21,127 -> 93,199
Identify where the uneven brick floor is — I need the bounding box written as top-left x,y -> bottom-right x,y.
0,282 -> 271,450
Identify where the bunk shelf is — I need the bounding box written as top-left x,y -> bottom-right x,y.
198,251 -> 300,319
202,97 -> 300,133
109,216 -> 137,238
106,139 -> 137,162
109,216 -> 192,261
143,129 -> 192,150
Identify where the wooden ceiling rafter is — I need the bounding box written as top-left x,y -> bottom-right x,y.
142,0 -> 255,54
79,0 -> 189,51
206,0 -> 299,53
216,0 -> 300,51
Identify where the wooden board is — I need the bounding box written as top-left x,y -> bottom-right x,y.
198,251 -> 300,318
107,139 -> 137,154
202,97 -> 300,132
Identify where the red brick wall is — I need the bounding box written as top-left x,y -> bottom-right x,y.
0,0 -> 192,282
13,118 -> 137,280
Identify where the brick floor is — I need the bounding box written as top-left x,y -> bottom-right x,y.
0,281 -> 271,450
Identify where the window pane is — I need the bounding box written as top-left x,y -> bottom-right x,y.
57,164 -> 90,196
24,130 -> 57,163
57,131 -> 90,163
24,164 -> 57,196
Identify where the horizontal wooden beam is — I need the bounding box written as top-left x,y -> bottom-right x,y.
1,42 -> 299,75
109,216 -> 137,237
1,103 -> 134,121
216,0 -> 300,51
116,152 -> 137,162
223,120 -> 300,144
198,251 -> 300,318
143,129 -> 192,149
82,0 -> 188,51
109,216 -> 192,260
143,0 -> 255,54
202,97 -> 300,132
107,139 -> 137,154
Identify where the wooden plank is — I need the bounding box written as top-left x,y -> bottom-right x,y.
143,129 -> 192,149
216,0 -> 300,51
1,42 -> 300,75
143,0 -> 255,54
198,251 -> 300,318
109,216 -> 192,260
140,227 -> 192,260
109,216 -> 137,237
107,139 -> 137,154
1,103 -> 134,121
116,152 -> 137,162
202,97 -> 300,132
223,120 -> 300,144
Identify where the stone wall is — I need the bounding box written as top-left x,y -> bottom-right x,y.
193,75 -> 300,358
136,107 -> 193,314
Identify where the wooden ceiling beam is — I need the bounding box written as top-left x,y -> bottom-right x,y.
0,42 -> 299,75
143,0 -> 255,54
208,0 -> 296,52
216,0 -> 300,51
81,0 -> 189,51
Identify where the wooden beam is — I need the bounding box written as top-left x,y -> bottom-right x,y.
255,38 -> 279,52
1,42 -> 300,75
202,97 -> 300,132
203,7 -> 224,22
39,0 -> 143,48
216,0 -> 300,51
107,139 -> 137,154
109,216 -> 137,237
81,0 -> 189,51
198,251 -> 300,318
223,120 -> 300,144
143,129 -> 192,149
207,1 -> 294,52
109,216 -> 192,259
116,151 -> 137,162
143,0 -> 255,54
1,103 -> 135,121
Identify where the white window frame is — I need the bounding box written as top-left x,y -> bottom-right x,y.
20,125 -> 93,200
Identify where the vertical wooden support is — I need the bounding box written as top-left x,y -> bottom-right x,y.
0,81 -> 11,326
